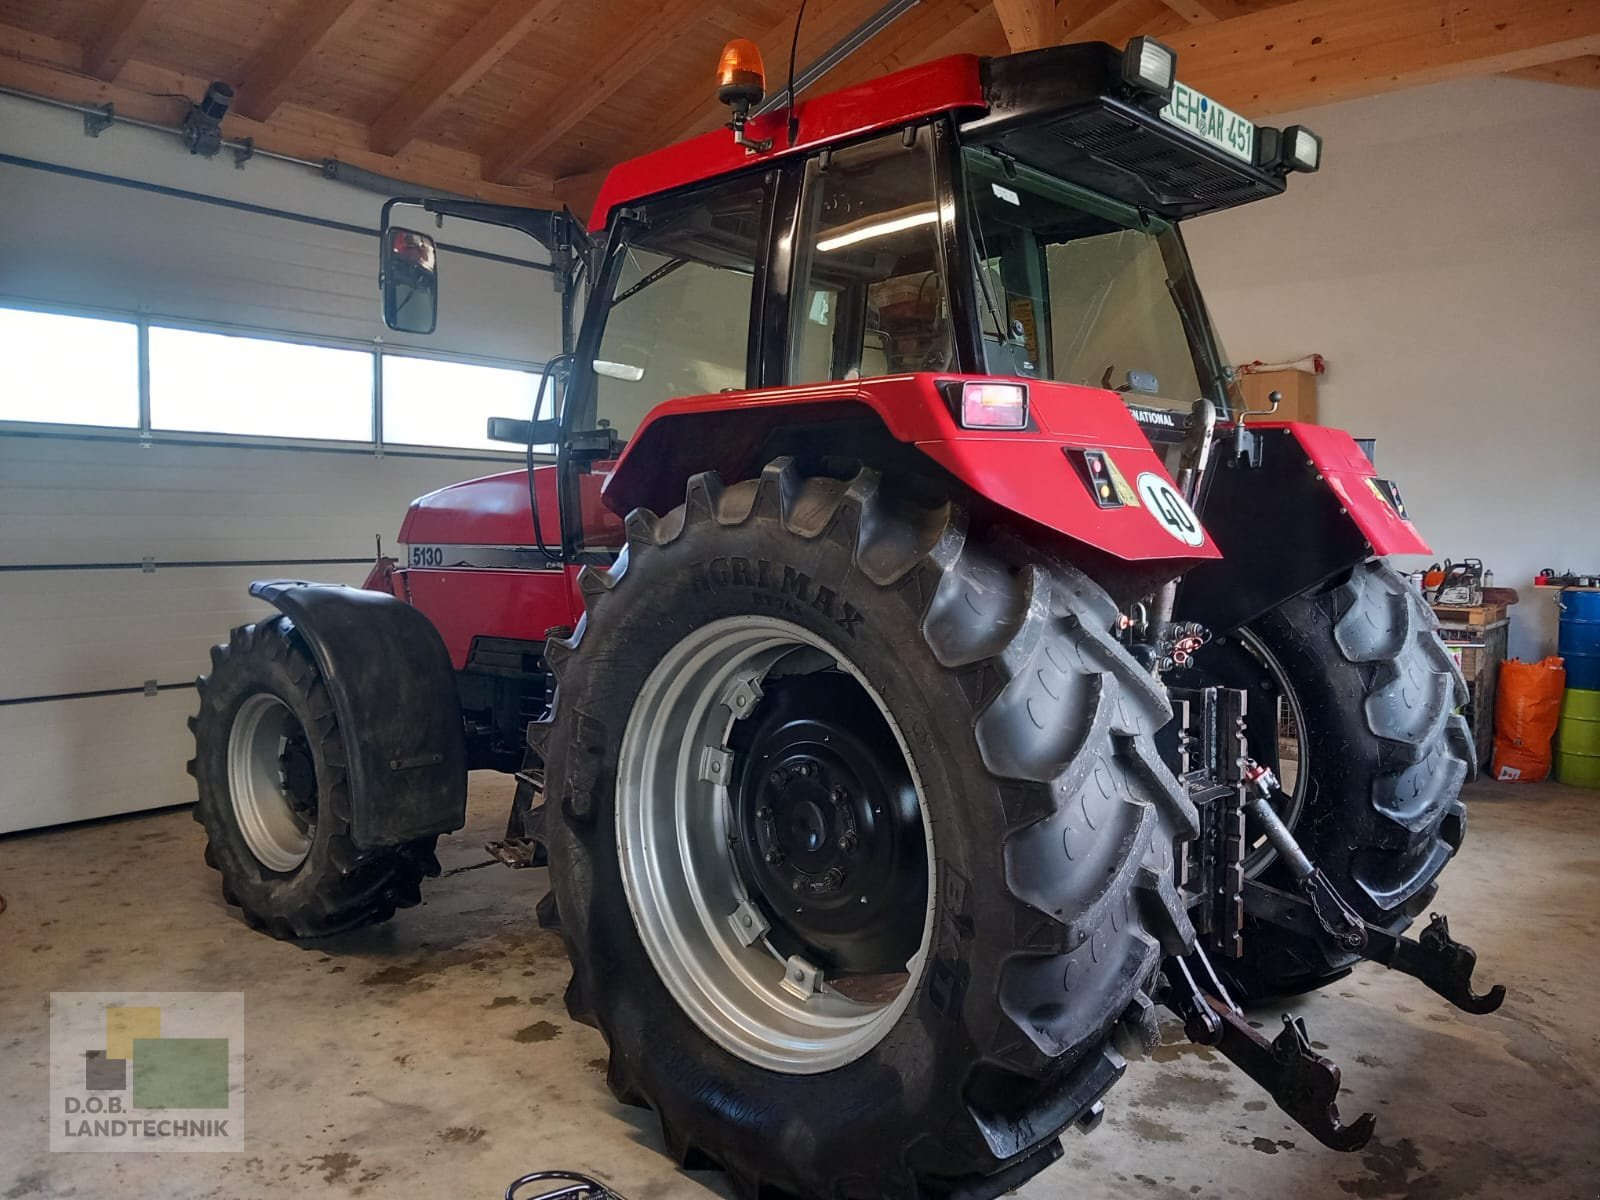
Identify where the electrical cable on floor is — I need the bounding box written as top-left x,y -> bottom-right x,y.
505,1171 -> 625,1200
440,858 -> 501,878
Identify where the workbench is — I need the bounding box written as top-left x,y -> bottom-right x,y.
1432,605 -> 1508,769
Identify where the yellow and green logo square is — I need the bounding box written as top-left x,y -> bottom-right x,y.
51,991 -> 243,1152
88,1005 -> 230,1109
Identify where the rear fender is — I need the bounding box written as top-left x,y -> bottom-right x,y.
249,580 -> 467,849
1176,424 -> 1430,633
604,374 -> 1221,568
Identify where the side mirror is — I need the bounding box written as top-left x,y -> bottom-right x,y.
382,227 -> 438,334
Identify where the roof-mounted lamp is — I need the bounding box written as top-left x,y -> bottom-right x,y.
1280,124 -> 1323,172
716,39 -> 773,154
1121,36 -> 1176,108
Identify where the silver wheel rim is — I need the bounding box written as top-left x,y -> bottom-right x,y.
227,692 -> 313,872
615,616 -> 934,1074
1238,628 -> 1309,878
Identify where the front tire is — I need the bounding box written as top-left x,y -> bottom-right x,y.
541,460 -> 1197,1200
189,617 -> 438,938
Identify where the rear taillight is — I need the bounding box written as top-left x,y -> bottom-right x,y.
1067,447 -> 1125,508
956,382 -> 1028,430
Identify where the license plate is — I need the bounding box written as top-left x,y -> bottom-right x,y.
1160,82 -> 1255,163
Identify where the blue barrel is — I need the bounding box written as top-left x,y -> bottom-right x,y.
1559,590 -> 1600,691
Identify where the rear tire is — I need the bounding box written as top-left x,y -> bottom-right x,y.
189,617 -> 438,938
1198,561 -> 1474,1000
540,459 -> 1197,1200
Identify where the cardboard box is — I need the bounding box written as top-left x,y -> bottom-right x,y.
1238,368 -> 1318,423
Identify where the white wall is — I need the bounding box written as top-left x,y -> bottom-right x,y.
0,91 -> 561,362
0,91 -> 557,833
0,436 -> 493,835
1186,77 -> 1600,662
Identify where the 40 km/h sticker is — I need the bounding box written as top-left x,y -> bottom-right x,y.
1136,473 -> 1206,547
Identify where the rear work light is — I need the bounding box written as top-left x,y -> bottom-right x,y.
1121,36 -> 1176,105
956,382 -> 1029,429
1281,124 -> 1322,172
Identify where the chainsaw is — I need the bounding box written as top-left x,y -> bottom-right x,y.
1433,559 -> 1485,606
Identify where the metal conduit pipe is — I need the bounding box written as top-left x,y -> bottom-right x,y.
0,84 -> 478,200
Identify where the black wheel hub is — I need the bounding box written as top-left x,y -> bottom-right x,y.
278,729 -> 319,831
730,674 -> 926,975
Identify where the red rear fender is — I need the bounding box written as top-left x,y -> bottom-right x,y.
604,374 -> 1221,567
1267,422 -> 1430,557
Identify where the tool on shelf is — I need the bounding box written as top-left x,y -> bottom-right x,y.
1536,568 -> 1600,589
1434,559 -> 1486,607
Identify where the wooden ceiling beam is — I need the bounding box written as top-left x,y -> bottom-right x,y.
1059,0 -> 1176,45
1503,54 -> 1600,89
993,0 -> 1060,51
915,2 -> 1009,61
480,0 -> 706,184
828,0 -> 1005,94
0,21 -> 556,205
1169,0 -> 1600,116
552,166 -> 610,225
1154,0 -> 1255,24
234,0 -> 372,123
82,0 -> 164,81
368,0 -> 562,158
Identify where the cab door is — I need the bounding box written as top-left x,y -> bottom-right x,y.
558,170 -> 780,563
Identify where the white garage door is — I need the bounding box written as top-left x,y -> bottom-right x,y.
0,94 -> 566,833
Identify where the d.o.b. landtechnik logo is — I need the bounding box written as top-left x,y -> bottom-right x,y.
50,992 -> 244,1152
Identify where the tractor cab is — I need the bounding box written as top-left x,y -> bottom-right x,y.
379,37 -> 1325,575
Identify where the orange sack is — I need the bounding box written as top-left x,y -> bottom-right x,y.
1491,656 -> 1566,782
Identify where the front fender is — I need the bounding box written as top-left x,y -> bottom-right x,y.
249,580 -> 467,849
604,374 -> 1220,567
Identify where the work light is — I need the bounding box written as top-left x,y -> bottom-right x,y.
1121,37 -> 1176,105
1282,124 -> 1322,172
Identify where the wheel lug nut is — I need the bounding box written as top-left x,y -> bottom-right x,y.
764,849 -> 784,865
830,786 -> 847,803
836,832 -> 857,853
756,806 -> 773,820
769,771 -> 783,784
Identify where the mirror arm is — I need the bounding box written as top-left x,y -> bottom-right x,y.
384,196 -> 590,260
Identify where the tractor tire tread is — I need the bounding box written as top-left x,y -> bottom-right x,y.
1224,560 -> 1475,998
539,458 -> 1196,1200
191,615 -> 436,940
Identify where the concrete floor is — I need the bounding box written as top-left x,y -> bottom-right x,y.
2,776 -> 1597,1200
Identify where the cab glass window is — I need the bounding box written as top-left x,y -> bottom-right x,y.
790,125 -> 953,383
588,174 -> 771,439
963,147 -> 1230,414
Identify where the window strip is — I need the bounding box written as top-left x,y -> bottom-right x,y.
0,299 -> 550,455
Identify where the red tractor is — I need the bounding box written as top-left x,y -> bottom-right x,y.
189,36 -> 1502,1200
